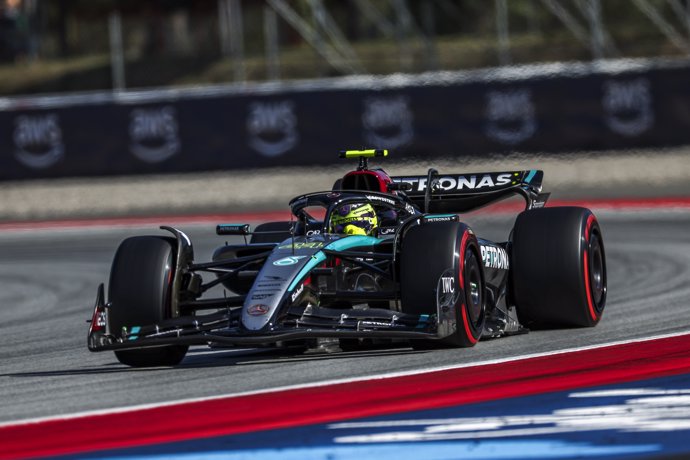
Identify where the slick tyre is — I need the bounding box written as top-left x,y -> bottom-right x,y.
511,207 -> 607,328
401,222 -> 485,348
108,236 -> 188,367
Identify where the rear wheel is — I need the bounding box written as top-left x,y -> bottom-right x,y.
108,236 -> 188,367
511,207 -> 607,328
400,222 -> 485,348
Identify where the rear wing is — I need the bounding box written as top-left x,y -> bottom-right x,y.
391,169 -> 549,213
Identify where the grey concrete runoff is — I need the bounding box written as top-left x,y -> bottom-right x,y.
0,147 -> 688,222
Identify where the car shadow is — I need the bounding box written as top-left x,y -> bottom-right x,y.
1,345 -> 427,377
181,344 -> 425,368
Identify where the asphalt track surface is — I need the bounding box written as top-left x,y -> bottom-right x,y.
1,206 -> 690,429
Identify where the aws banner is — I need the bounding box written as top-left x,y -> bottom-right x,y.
0,59 -> 688,180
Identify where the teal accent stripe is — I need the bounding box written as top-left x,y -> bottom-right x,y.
324,235 -> 382,252
525,170 -> 537,184
287,253 -> 327,291
417,314 -> 429,329
425,214 -> 456,219
128,326 -> 141,341
287,236 -> 383,291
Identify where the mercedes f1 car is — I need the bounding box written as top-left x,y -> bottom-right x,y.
87,149 -> 607,367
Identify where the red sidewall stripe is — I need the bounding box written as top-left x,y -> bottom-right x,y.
4,333 -> 690,459
584,214 -> 593,241
457,231 -> 468,291
583,250 -> 596,321
460,305 -> 478,345
583,214 -> 598,322
458,230 -> 478,344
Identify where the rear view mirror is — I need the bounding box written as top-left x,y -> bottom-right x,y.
216,223 -> 251,235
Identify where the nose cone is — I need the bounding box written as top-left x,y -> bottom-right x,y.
241,236 -> 332,331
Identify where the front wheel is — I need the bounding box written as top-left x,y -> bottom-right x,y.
108,236 -> 188,367
400,222 -> 485,348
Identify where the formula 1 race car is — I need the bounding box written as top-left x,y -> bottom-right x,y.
87,149 -> 607,367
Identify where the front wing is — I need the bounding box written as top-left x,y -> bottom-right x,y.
87,284 -> 457,352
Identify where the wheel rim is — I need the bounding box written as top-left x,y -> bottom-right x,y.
464,249 -> 483,327
588,232 -> 606,307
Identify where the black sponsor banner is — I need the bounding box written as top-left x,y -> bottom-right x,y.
0,61 -> 689,181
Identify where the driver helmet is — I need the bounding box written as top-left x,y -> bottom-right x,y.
330,203 -> 378,236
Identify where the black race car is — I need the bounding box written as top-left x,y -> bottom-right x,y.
87,150 -> 607,367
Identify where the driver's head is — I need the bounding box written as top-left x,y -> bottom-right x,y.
330,203 -> 378,236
